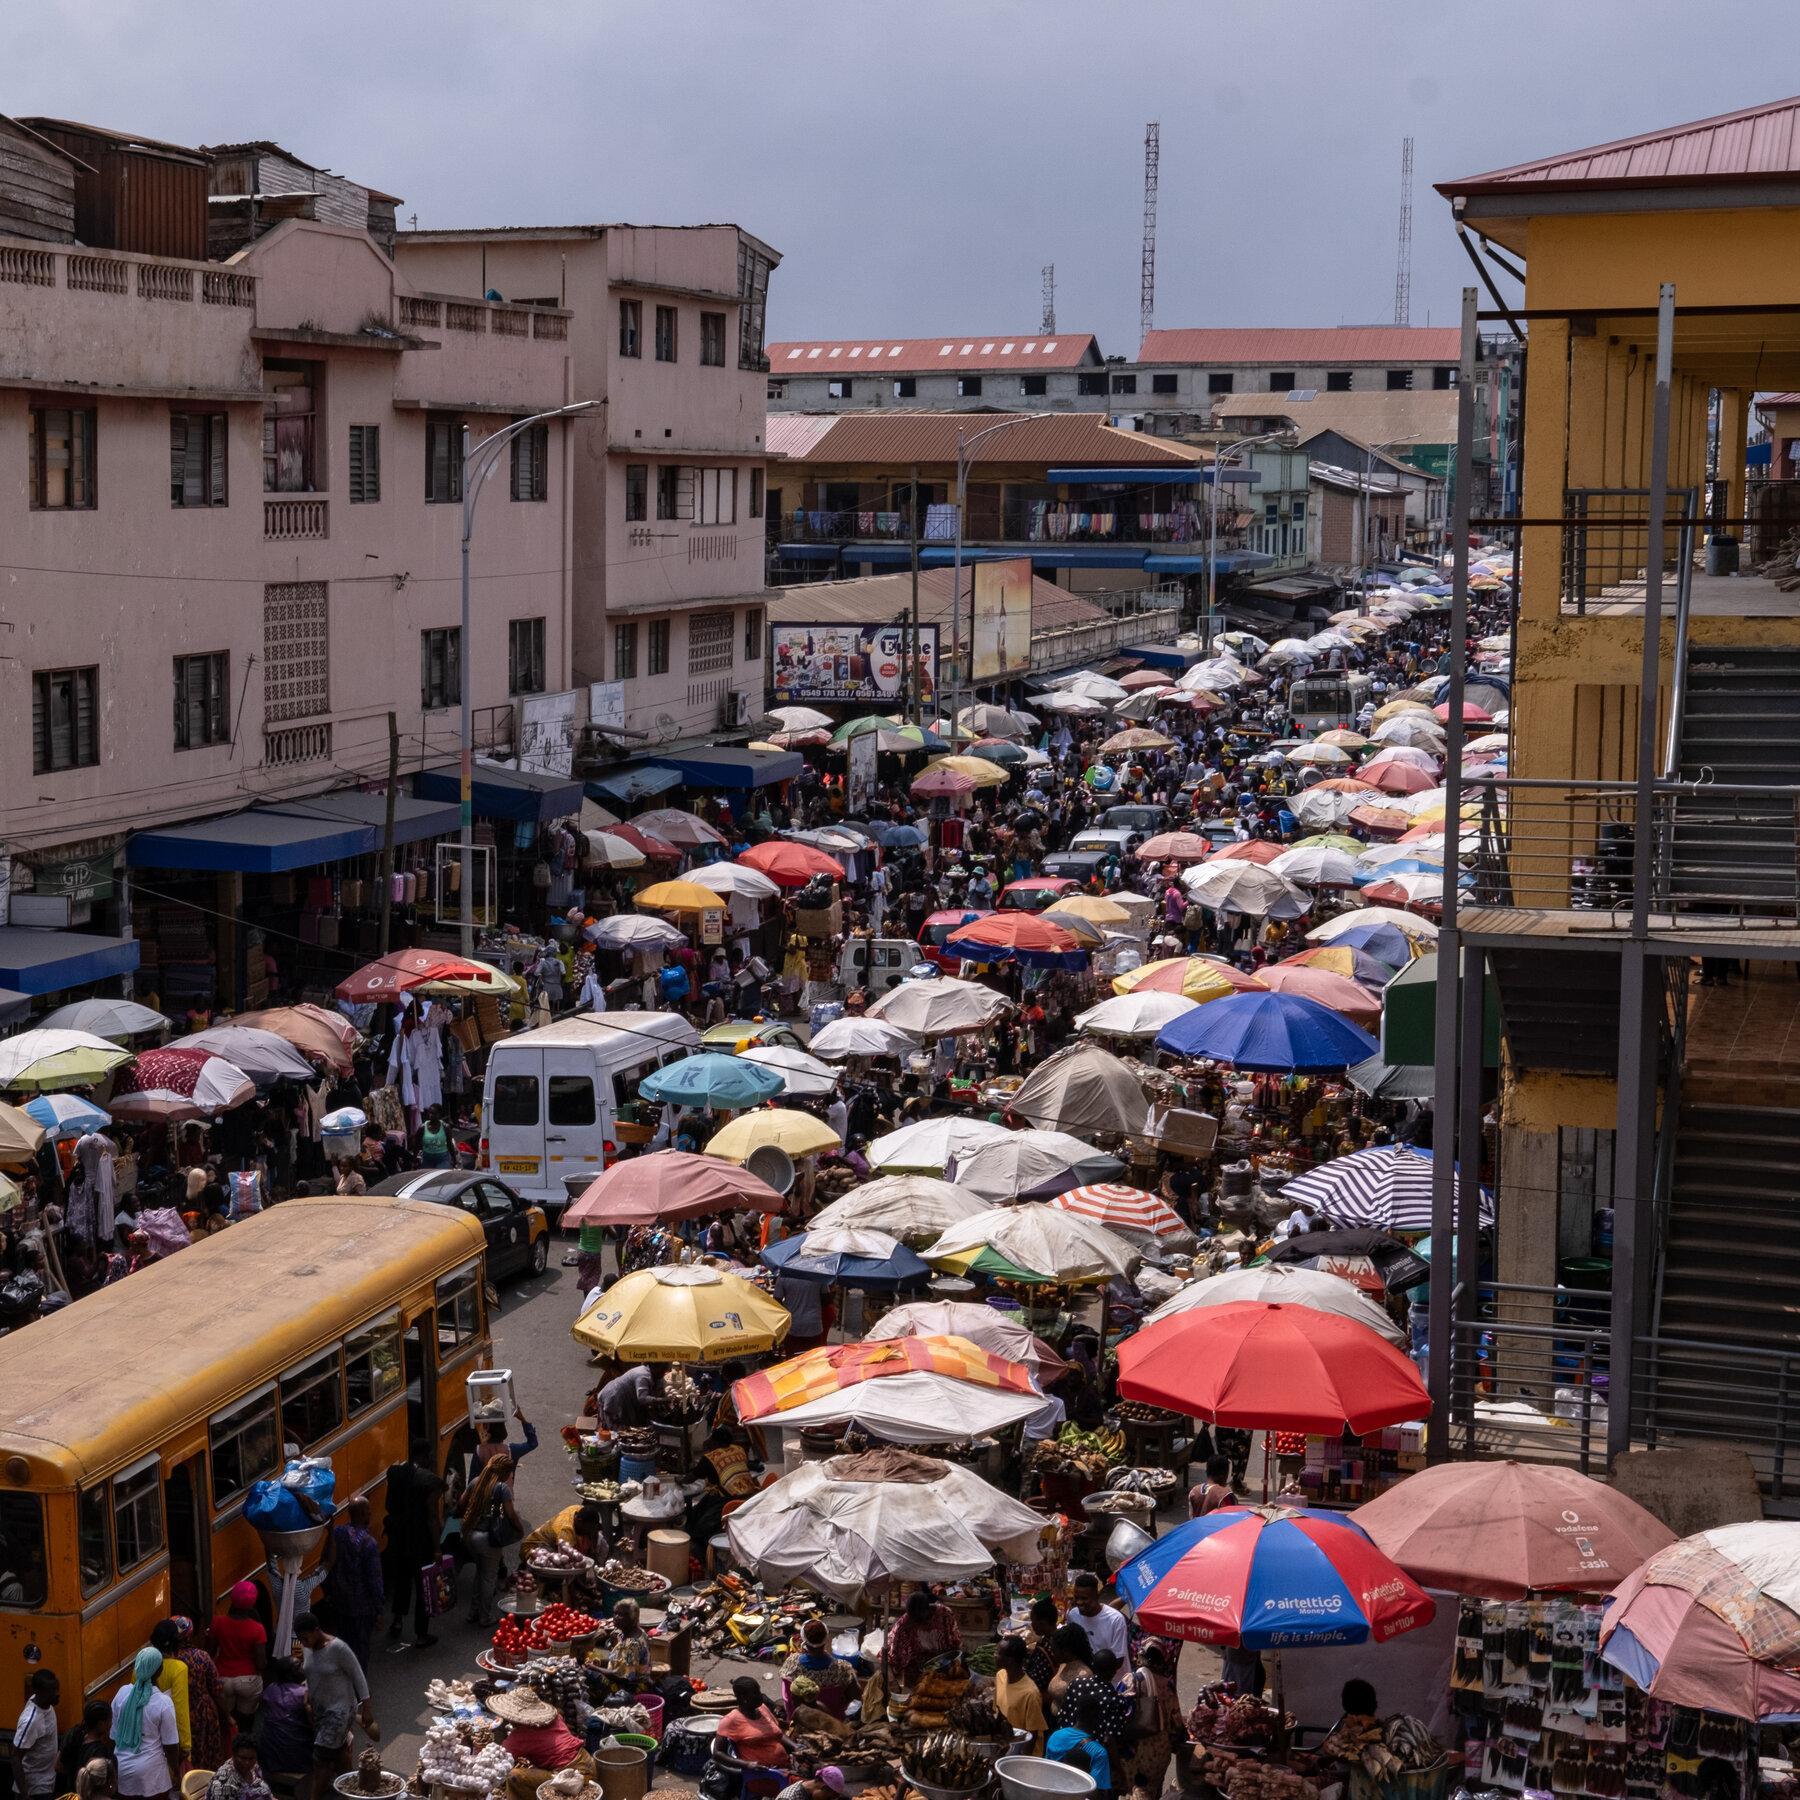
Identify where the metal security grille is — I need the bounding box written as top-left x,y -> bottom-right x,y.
263,581 -> 329,722
687,611 -> 734,676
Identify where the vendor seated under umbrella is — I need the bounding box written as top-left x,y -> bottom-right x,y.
486,1688 -> 594,1800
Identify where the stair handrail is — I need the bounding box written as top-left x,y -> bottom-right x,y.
1660,493 -> 1702,782
1647,955 -> 1690,1345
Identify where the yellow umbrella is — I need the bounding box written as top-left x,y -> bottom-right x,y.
1044,894 -> 1131,927
635,879 -> 724,912
571,1265 -> 790,1363
924,754 -> 1010,788
1112,956 -> 1262,1003
0,1103 -> 47,1167
706,1109 -> 842,1162
1316,729 -> 1370,750
1372,698 -> 1435,724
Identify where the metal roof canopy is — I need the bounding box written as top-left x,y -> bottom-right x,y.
263,791 -> 460,846
0,927 -> 140,996
129,809 -> 375,873
413,763 -> 583,825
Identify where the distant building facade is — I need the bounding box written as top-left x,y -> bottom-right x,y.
766,333 -> 1106,413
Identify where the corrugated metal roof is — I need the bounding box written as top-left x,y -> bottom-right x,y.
1439,94 -> 1800,195
766,567 -> 1108,637
19,115 -> 206,162
1213,388 -> 1460,449
768,333 -> 1101,374
1138,326 -> 1461,365
771,411 -> 1206,469
765,413 -> 839,460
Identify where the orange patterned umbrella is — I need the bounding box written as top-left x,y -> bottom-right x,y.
732,1332 -> 1037,1425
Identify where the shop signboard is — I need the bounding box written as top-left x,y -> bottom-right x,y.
972,557 -> 1033,680
846,730 -> 878,813
770,622 -> 939,706
519,689 -> 579,776
588,681 -> 626,732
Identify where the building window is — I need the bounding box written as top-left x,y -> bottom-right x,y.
348,424 -> 381,502
1111,373 -> 1137,395
508,617 -> 547,695
1268,371 -> 1294,392
688,611 -> 734,676
1434,366 -> 1456,390
656,464 -> 681,521
625,463 -> 648,522
958,375 -> 983,398
768,380 -> 787,402
749,468 -> 764,518
696,467 -> 736,525
1151,373 -> 1177,395
654,305 -> 677,362
263,580 -> 329,722
614,621 -> 638,680
262,362 -> 316,493
743,606 -> 762,662
32,666 -> 99,773
1077,372 -> 1107,396
619,299 -> 641,358
1326,370 -> 1353,391
894,377 -> 917,399
1207,372 -> 1234,395
1387,368 -> 1414,391
29,404 -> 96,510
421,627 -> 461,710
425,413 -> 463,502
648,618 -> 670,677
828,378 -> 853,400
510,421 -> 549,502
1021,374 -> 1047,397
737,241 -> 773,370
173,651 -> 230,751
700,311 -> 726,367
170,412 -> 227,508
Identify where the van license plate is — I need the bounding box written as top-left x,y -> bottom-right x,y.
496,1157 -> 540,1174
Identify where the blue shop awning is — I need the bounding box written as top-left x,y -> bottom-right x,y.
130,809 -> 376,873
1045,467 -> 1207,486
0,927 -> 139,996
264,791 -> 460,846
413,762 -> 584,825
1133,642 -> 1200,670
587,765 -> 684,805
774,543 -> 845,562
644,746 -> 804,790
1143,551 -> 1277,575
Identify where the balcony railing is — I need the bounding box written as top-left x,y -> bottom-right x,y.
1558,487 -> 1700,615
264,722 -> 332,767
0,238 -> 257,308
780,504 -> 1238,550
264,497 -> 329,542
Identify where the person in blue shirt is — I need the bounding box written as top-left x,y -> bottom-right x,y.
1046,1695 -> 1112,1800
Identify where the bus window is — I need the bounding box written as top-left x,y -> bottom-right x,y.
0,1492 -> 47,1606
548,1075 -> 595,1126
280,1351 -> 345,1450
346,1315 -> 403,1416
491,1075 -> 538,1126
210,1388 -> 279,1507
112,1460 -> 164,1575
78,1486 -> 111,1594
435,1266 -> 482,1357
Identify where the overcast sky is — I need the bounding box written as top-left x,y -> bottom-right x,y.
13,0 -> 1800,354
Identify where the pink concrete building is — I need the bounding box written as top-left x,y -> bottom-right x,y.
393,223 -> 780,749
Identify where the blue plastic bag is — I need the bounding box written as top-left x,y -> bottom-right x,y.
244,1459 -> 336,1533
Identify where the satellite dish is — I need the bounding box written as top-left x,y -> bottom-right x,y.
745,1144 -> 795,1196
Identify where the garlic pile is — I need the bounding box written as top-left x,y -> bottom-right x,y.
418,1719 -> 514,1794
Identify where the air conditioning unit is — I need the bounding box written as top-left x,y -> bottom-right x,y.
719,690 -> 753,730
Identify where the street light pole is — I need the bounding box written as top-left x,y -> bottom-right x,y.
950,412 -> 1050,729
458,401 -> 602,954
1204,429 -> 1292,648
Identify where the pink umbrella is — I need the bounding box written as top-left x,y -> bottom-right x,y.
1253,964 -> 1382,1029
1363,746 -> 1441,775
108,1047 -> 255,1122
632,808 -> 729,848
1362,760 -> 1435,797
1433,700 -> 1492,723
564,1150 -> 785,1227
1205,839 -> 1285,866
910,766 -> 978,799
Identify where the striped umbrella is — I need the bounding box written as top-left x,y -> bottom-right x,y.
1279,1144 -> 1493,1232
1114,955 -> 1266,1002
1051,1183 -> 1194,1249
731,1333 -> 1037,1424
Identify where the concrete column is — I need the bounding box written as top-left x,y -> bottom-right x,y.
1519,318 -> 1570,626
1494,1121 -> 1562,1402
1720,387 -> 1751,537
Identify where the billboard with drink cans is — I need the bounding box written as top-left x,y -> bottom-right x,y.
768,621 -> 939,706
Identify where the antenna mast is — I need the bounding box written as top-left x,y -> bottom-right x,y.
1140,121 -> 1159,343
1041,263 -> 1056,335
1394,135 -> 1414,327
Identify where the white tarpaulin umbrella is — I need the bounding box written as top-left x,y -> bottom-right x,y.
169,1026 -> 317,1085
867,976 -> 1013,1037
1308,906 -> 1440,944
1293,787 -> 1368,829
739,1045 -> 840,1097
1005,1042 -> 1149,1137
809,1016 -> 918,1061
753,1378 -> 1048,1451
38,998 -> 167,1042
590,913 -> 684,947
1270,846 -> 1361,887
1075,990 -> 1202,1039
582,831 -> 648,869
951,1132 -> 1128,1204
1144,1261 -> 1408,1343
807,1176 -> 992,1243
867,1115 -> 1012,1172
687,860 -> 781,900
726,1448 -> 1047,1600
1182,860 -> 1311,919
764,704 -> 833,732
928,1201 -> 1137,1279
867,1299 -> 1071,1378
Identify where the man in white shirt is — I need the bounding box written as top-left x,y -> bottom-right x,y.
1067,1570 -> 1132,1670
826,1094 -> 849,1147
10,1670 -> 59,1800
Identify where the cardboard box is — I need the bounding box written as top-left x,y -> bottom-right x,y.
795,897 -> 843,939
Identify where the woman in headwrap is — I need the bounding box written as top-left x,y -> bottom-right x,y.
110,1648 -> 180,1800
168,1616 -> 229,1773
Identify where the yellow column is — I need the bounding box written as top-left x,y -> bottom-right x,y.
1519,318 -> 1571,626
1719,387 -> 1750,538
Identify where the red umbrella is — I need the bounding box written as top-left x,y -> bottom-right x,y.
1135,831 -> 1213,864
108,1047 -> 255,1122
1205,839 -> 1284,866
1362,760 -> 1435,796
1348,803 -> 1412,837
739,840 -> 846,888
605,822 -> 682,860
910,767 -> 978,799
1120,669 -> 1175,691
564,1150 -> 785,1228
1351,1460 -> 1675,1598
337,949 -> 511,1003
944,911 -> 1086,967
1117,1300 -> 1430,1433
1253,963 -> 1382,1028
1433,700 -> 1492,722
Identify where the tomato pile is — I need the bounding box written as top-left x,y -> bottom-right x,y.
491,1603 -> 601,1659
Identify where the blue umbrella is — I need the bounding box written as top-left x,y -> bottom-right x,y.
1326,922 -> 1420,969
868,821 -> 927,849
761,1229 -> 931,1289
1155,991 -> 1378,1073
23,1093 -> 109,1138
639,1053 -> 784,1111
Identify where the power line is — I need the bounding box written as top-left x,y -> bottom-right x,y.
1394,135 -> 1414,328
1140,122 -> 1160,346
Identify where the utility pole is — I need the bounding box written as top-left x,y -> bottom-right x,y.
377,710 -> 399,953
1140,123 -> 1160,345
908,465 -> 922,725
1040,264 -> 1056,336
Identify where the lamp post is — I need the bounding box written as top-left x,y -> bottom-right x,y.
949,412 -> 1050,729
1204,429 -> 1292,647
458,402 -> 602,954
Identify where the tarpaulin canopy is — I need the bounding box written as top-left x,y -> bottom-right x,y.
0,929 -> 139,996
413,761 -> 583,823
643,746 -> 804,789
585,765 -> 683,804
1005,1042 -> 1150,1138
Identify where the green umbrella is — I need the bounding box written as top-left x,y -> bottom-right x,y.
831,717 -> 941,752
1290,833 -> 1364,854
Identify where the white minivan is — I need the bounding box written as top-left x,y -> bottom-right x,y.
479,1010 -> 700,1216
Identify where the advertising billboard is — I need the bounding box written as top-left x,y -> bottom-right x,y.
518,689 -> 579,776
770,621 -> 939,707
972,557 -> 1033,681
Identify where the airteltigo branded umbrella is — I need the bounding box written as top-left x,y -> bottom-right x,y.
563,1150 -> 785,1228
1351,1460 -> 1674,1598
1280,1144 -> 1494,1232
1116,1505 -> 1435,1648
1117,1300 -> 1430,1433
761,1226 -> 932,1289
1156,990 -> 1378,1074
638,1051 -> 784,1111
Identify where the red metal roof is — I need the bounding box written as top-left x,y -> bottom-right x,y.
1137,326 -> 1461,364
768,333 -> 1101,374
1439,94 -> 1800,195
769,411 -> 1205,469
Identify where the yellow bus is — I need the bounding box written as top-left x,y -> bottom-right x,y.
0,1196 -> 493,1724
